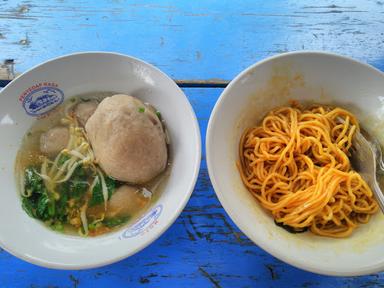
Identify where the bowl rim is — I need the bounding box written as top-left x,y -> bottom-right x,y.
0,51 -> 201,270
206,50 -> 384,276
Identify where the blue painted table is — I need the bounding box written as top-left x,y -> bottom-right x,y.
1,1 -> 384,287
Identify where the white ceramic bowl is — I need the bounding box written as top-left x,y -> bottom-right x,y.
0,52 -> 201,269
207,51 -> 384,276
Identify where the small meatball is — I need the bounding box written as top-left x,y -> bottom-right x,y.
85,94 -> 167,183
87,185 -> 150,219
106,185 -> 150,218
40,126 -> 69,156
74,100 -> 98,126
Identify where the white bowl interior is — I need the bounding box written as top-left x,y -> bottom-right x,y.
207,52 -> 384,276
0,52 -> 200,269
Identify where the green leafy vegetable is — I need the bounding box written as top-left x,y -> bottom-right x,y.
103,216 -> 129,228
22,197 -> 36,218
138,107 -> 145,113
88,180 -> 103,207
22,187 -> 56,222
36,193 -> 55,220
59,165 -> 89,199
22,167 -> 49,219
156,111 -> 162,120
36,194 -> 49,217
69,179 -> 88,198
106,176 -> 116,195
55,191 -> 68,222
89,175 -> 116,207
24,167 -> 44,194
57,154 -> 70,166
22,161 -> 121,234
22,166 -> 68,225
50,222 -> 64,232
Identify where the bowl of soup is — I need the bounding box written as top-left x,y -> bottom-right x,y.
0,52 -> 201,269
206,51 -> 384,276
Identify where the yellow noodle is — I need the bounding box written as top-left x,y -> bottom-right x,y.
238,105 -> 378,238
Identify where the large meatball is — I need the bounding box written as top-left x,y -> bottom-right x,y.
85,94 -> 167,183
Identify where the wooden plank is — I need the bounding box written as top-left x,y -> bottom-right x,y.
0,79 -> 230,88
175,79 -> 229,88
0,0 -> 383,78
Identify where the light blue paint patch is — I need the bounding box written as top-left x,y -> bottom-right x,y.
23,86 -> 64,116
120,204 -> 163,239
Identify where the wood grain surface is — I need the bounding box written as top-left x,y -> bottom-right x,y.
1,0 -> 384,287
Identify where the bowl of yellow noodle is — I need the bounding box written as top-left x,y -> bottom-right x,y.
206,51 -> 384,276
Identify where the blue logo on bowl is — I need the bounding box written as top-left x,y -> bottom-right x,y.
23,86 -> 64,116
120,204 -> 163,239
